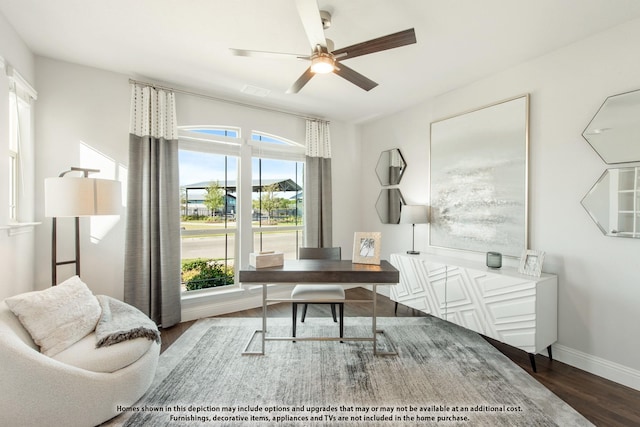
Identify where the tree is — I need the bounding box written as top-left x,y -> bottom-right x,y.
204,181 -> 224,216
260,183 -> 281,220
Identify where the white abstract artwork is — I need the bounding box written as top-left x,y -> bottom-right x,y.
429,95 -> 529,257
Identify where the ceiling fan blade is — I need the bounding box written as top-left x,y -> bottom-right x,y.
332,28 -> 416,60
230,48 -> 309,60
295,0 -> 327,50
333,62 -> 378,91
287,67 -> 315,94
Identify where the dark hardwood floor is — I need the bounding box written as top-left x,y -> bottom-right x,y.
160,288 -> 640,427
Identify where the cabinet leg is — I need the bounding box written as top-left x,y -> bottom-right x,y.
529,353 -> 537,373
547,345 -> 553,360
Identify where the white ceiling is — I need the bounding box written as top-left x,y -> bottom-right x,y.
2,0 -> 640,123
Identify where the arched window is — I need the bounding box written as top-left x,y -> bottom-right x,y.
177,126 -> 304,295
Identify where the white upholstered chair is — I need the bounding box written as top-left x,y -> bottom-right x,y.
291,247 -> 344,340
0,298 -> 159,427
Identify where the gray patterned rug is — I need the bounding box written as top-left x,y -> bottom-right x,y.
107,317 -> 592,426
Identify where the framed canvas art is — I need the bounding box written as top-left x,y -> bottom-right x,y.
429,95 -> 529,257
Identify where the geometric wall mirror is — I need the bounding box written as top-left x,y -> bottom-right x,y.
582,88 -> 640,164
375,188 -> 406,224
375,148 -> 406,186
581,166 -> 640,238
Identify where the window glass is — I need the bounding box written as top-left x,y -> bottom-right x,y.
8,91 -> 30,221
252,157 -> 304,259
179,129 -> 239,292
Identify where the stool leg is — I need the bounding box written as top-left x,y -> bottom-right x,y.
301,304 -> 308,322
292,303 -> 297,341
339,303 -> 344,343
331,304 -> 337,322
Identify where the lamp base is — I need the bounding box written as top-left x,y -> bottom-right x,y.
406,250 -> 420,255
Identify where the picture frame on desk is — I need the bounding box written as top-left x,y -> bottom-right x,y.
518,249 -> 545,277
352,232 -> 381,265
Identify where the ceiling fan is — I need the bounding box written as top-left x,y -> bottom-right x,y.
230,0 -> 417,94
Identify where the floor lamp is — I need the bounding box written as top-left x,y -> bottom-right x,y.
400,205 -> 429,254
44,167 -> 122,286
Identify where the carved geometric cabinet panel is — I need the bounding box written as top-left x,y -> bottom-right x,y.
390,253 -> 557,355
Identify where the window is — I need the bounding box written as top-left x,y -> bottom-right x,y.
7,71 -> 34,222
251,132 -> 304,258
179,127 -> 240,293
177,127 -> 305,294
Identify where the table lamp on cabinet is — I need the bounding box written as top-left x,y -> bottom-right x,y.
399,205 -> 429,255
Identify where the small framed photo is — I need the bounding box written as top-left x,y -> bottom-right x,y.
352,232 -> 381,265
518,249 -> 545,277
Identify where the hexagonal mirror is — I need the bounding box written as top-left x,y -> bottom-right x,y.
583,88 -> 640,164
375,149 -> 406,186
376,188 -> 406,224
581,167 -> 640,238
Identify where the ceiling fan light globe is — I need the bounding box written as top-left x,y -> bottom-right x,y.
310,56 -> 335,74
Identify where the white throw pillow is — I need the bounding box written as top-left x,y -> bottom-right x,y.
5,276 -> 102,356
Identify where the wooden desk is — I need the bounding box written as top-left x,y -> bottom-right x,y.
239,260 -> 399,355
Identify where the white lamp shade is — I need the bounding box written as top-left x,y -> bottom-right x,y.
45,177 -> 122,217
400,205 -> 429,224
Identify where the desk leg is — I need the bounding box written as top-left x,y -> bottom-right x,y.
242,283 -> 267,355
373,284 -> 378,355
373,284 -> 399,357
262,283 -> 267,354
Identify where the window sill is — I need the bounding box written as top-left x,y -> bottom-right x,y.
180,283 -> 281,302
181,285 -> 245,301
0,222 -> 41,236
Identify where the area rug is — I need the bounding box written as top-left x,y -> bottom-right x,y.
107,317 -> 592,426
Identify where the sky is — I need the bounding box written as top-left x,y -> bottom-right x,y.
179,150 -> 303,191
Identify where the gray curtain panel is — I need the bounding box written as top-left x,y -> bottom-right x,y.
303,119 -> 333,248
124,85 -> 181,328
304,155 -> 333,248
124,134 -> 181,327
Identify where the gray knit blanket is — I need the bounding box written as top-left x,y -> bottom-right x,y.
95,295 -> 161,348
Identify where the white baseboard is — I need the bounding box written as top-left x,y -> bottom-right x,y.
553,343 -> 640,392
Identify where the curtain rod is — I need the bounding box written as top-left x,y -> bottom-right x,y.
128,78 -> 328,123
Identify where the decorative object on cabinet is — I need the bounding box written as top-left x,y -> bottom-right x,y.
389,253 -> 557,372
375,148 -> 406,186
518,249 -> 545,277
430,94 -> 529,257
375,188 -> 405,224
582,88 -> 640,164
581,166 -> 640,238
352,232 -> 381,265
44,167 -> 122,285
399,204 -> 429,254
486,251 -> 502,268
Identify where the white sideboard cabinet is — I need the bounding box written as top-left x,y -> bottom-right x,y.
389,253 -> 558,372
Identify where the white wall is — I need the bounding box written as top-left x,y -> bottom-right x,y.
0,13 -> 36,300
359,18 -> 640,389
33,57 -> 360,303
34,58 -> 130,296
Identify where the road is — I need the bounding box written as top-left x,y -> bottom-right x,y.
181,231 -> 301,260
